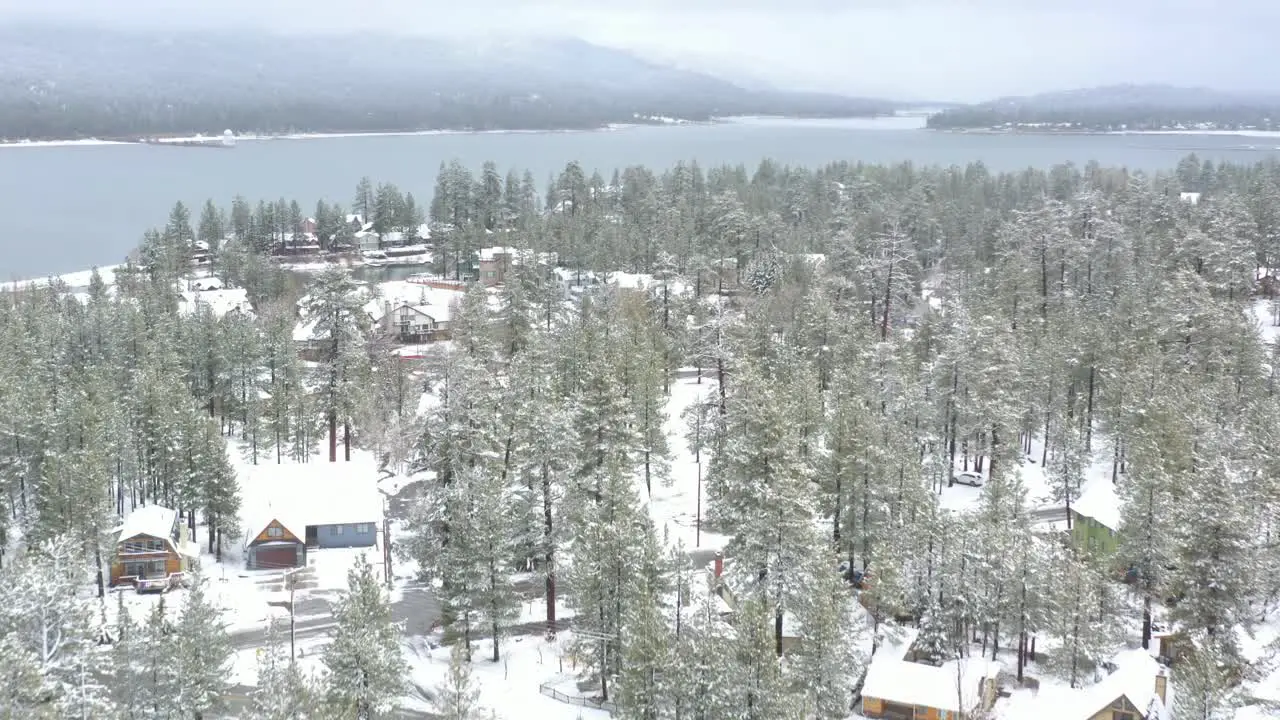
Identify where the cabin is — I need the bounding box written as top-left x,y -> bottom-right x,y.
243,514 -> 307,571
110,505 -> 198,587
1002,649 -> 1170,720
386,302 -> 446,343
240,462 -> 384,570
859,657 -> 999,720
478,246 -> 557,287
1069,482 -> 1119,555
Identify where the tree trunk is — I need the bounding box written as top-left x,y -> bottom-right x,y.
328,409 -> 337,462
542,465 -> 556,630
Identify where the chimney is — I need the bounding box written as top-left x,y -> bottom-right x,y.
714,551 -> 724,578
1154,669 -> 1168,705
383,301 -> 392,336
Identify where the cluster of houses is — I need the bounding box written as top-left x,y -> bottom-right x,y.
703,551 -> 1173,720
109,462 -> 384,589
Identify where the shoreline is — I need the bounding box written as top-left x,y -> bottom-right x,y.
933,127 -> 1280,139
0,126 -> 626,149
0,114 -> 911,149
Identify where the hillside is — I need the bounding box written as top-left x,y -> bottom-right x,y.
926,83 -> 1280,132
0,24 -> 898,140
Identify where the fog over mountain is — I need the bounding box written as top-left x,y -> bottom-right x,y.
0,24 -> 896,139
0,0 -> 1277,101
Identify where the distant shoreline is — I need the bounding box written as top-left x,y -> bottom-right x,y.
0,114 -> 916,149
933,127 -> 1280,139
0,126 -> 630,149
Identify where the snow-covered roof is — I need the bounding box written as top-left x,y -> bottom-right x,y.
1072,478 -> 1120,531
861,656 -> 999,713
188,276 -> 224,291
1002,650 -> 1169,720
479,246 -> 556,266
179,288 -> 253,319
117,505 -> 177,544
480,246 -> 516,262
239,456 -> 384,548
369,280 -> 464,324
610,272 -> 653,290
1064,650 -> 1170,720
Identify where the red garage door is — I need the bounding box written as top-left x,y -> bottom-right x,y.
254,545 -> 301,570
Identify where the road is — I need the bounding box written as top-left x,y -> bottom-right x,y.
224,685 -> 443,719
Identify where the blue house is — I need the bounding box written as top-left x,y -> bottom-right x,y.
241,460 -> 384,570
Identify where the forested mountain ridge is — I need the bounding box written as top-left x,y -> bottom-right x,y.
2,153 -> 1280,716
0,24 -> 897,140
927,83 -> 1280,131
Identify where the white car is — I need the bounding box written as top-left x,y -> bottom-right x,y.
953,471 -> 983,487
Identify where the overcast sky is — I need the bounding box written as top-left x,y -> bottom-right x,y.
0,0 -> 1274,102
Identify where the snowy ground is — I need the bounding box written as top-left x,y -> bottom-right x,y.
3,263 -> 122,291
648,372 -> 731,555
401,624 -> 611,720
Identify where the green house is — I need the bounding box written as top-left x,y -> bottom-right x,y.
1069,483 -> 1119,555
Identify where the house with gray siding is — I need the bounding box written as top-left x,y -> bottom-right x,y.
240,460 -> 384,571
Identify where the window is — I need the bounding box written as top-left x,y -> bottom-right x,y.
267,526 -> 284,538
1112,712 -> 1134,720
355,523 -> 370,534
486,271 -> 496,278
149,539 -> 164,552
333,525 -> 344,535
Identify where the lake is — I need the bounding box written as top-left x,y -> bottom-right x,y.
3,116 -> 1279,278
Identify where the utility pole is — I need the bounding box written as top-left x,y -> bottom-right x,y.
284,567 -> 299,664
382,515 -> 392,589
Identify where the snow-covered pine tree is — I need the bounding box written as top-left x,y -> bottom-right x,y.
470,461 -> 520,663
247,619 -> 324,720
433,643 -> 485,720
322,554 -> 405,718
732,596 -> 801,720
509,336 -> 577,629
109,593 -> 144,716
195,421 -> 239,560
705,350 -> 823,657
302,267 -> 373,462
1175,645 -> 1242,720
1043,545 -> 1121,688
0,535 -> 101,712
614,520 -> 674,720
786,556 -> 864,720
0,632 -> 56,719
136,596 -> 179,717
171,574 -> 233,719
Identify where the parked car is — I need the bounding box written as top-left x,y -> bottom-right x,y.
953,471 -> 983,487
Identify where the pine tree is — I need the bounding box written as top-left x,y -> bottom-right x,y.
248,620 -> 324,720
302,267 -> 373,462
136,597 -> 179,717
1175,647 -> 1241,720
323,554 -> 405,719
171,575 -> 233,719
433,644 -> 485,720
